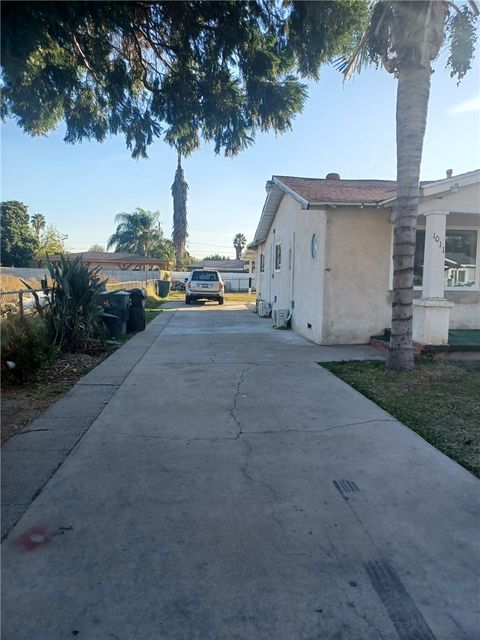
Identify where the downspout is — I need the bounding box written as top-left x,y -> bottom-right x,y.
291,231 -> 296,315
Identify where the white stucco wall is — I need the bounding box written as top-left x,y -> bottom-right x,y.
255,194 -> 327,344
322,208 -> 393,344
290,208 -> 327,344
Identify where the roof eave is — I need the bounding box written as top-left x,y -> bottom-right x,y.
309,201 -> 382,208
250,176 -> 312,247
378,169 -> 480,206
272,177 -> 310,210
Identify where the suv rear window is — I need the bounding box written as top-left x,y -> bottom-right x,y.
191,271 -> 219,281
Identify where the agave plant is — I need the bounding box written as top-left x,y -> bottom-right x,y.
26,255 -> 107,353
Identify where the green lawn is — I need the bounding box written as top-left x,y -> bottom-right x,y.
322,358 -> 480,478
160,290 -> 256,304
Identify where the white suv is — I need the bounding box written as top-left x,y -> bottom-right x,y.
185,270 -> 224,305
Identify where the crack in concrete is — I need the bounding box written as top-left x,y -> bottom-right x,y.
76,383 -> 120,388
11,428 -> 53,436
239,434 -> 280,505
230,365 -> 252,440
242,418 -> 398,436
206,329 -> 216,364
111,433 -> 236,442
106,419 -> 397,444
227,365 -> 282,505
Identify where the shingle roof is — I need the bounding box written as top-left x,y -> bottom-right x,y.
44,252 -> 171,268
49,251 -> 165,263
188,259 -> 248,272
276,176 -> 398,204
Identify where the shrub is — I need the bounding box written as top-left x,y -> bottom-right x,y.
25,255 -> 107,353
1,314 -> 55,383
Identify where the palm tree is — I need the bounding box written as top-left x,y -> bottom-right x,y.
338,0 -> 478,370
233,233 -> 247,260
171,152 -> 189,270
107,208 -> 162,256
31,213 -> 46,240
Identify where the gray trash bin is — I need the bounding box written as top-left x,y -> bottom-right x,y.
155,280 -> 171,298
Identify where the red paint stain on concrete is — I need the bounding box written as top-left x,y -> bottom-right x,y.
14,527 -> 51,551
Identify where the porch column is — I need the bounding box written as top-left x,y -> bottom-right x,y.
413,209 -> 453,345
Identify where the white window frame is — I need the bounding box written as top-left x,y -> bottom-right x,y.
274,243 -> 282,271
389,224 -> 480,292
259,253 -> 265,273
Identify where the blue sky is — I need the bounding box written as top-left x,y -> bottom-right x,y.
2,50 -> 479,259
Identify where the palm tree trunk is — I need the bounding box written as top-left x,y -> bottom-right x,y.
175,242 -> 184,271
387,65 -> 431,371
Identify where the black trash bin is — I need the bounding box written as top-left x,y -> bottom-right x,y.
127,288 -> 147,332
99,290 -> 131,336
155,279 -> 171,298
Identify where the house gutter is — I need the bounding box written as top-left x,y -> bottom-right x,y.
308,201 -> 381,208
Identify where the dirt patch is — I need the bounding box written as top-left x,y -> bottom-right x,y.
1,352 -> 107,444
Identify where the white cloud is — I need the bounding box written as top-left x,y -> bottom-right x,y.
447,95 -> 480,115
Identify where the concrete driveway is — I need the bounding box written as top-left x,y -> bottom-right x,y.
2,300 -> 479,639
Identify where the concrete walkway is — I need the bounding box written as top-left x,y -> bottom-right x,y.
2,302 -> 479,639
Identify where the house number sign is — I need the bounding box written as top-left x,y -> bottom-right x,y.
432,232 -> 445,254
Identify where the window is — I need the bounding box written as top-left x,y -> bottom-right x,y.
414,229 -> 478,288
191,271 -> 219,281
275,243 -> 282,271
251,260 -> 256,274
260,253 -> 265,272
311,234 -> 318,258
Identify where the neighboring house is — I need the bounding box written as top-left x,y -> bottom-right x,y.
175,259 -> 253,292
187,259 -> 249,273
247,170 -> 479,345
41,252 -> 171,271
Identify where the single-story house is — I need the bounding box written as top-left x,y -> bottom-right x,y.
187,259 -> 249,273
41,252 -> 171,271
246,170 -> 479,345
